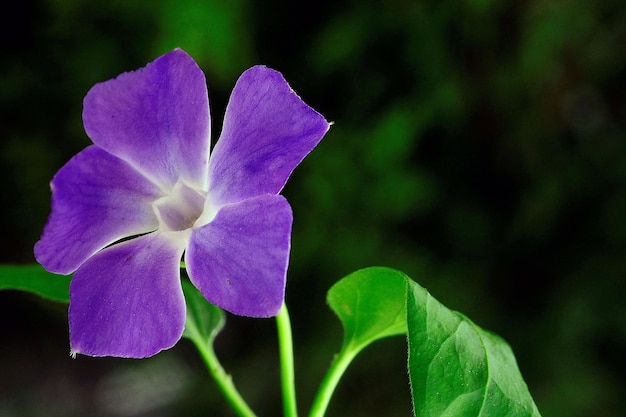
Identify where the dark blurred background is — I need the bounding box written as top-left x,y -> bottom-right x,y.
1,0 -> 625,416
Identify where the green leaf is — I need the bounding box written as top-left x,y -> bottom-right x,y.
181,278 -> 225,344
407,280 -> 541,417
0,264 -> 71,302
328,266 -> 408,353
309,267 -> 409,417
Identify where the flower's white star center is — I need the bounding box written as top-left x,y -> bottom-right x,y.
153,181 -> 207,232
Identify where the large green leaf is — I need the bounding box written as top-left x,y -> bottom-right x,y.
181,278 -> 225,344
327,266 -> 408,353
407,280 -> 541,417
0,264 -> 71,302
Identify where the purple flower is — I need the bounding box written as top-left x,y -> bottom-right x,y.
34,49 -> 330,358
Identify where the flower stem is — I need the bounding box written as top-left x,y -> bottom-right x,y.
276,303 -> 298,417
191,335 -> 258,417
307,346 -> 359,417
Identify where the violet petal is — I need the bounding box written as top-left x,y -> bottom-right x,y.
207,66 -> 330,206
34,145 -> 162,275
186,194 -> 292,317
82,49 -> 211,190
69,233 -> 186,358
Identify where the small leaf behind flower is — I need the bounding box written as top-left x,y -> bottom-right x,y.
0,264 -> 71,302
181,278 -> 225,343
327,266 -> 408,353
0,264 -> 225,345
407,280 -> 541,417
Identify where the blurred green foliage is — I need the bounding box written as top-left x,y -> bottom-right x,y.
1,0 -> 625,416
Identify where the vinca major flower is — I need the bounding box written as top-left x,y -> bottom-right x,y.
34,49 -> 330,358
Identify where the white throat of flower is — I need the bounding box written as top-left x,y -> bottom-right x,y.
152,180 -> 217,233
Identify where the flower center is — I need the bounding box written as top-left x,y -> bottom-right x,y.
153,181 -> 207,232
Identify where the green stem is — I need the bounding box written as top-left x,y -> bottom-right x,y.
307,346 -> 359,417
180,262 -> 255,416
276,303 -> 298,417
190,335 -> 258,417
